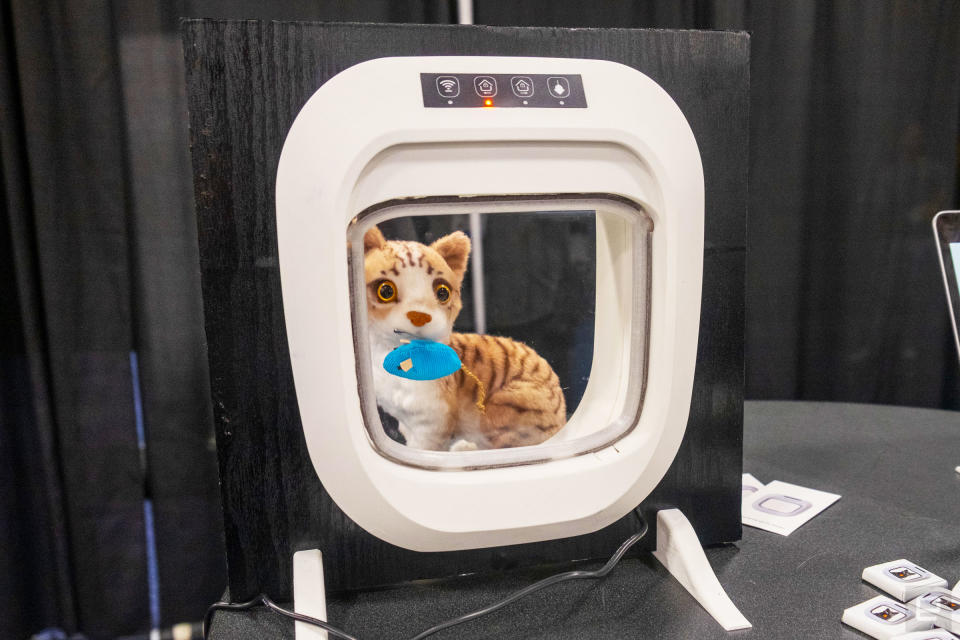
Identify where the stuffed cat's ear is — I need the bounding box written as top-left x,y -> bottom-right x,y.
431,231 -> 471,276
363,226 -> 387,254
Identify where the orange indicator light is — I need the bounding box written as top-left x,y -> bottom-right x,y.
484,99 -> 493,107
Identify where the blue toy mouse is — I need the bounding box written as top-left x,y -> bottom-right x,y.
383,339 -> 463,381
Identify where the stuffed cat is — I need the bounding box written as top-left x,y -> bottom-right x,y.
363,225 -> 566,451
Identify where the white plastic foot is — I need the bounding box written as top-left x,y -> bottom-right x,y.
652,508 -> 751,631
293,549 -> 328,640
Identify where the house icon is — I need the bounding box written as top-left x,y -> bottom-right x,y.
511,76 -> 534,98
474,76 -> 497,97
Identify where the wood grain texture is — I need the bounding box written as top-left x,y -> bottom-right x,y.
182,21 -> 748,601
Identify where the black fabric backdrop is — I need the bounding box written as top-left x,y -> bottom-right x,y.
1,1 -> 957,638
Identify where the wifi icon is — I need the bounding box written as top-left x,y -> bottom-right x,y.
435,76 -> 460,98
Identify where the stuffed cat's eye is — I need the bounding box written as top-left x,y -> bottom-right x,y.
376,280 -> 397,303
434,283 -> 451,303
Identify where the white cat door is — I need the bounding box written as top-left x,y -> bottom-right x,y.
276,57 -> 703,551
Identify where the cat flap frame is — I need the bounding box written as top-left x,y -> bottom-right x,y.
276,56 -> 704,551
348,195 -> 651,470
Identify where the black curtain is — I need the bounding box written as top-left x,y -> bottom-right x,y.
2,2 -> 149,638
473,0 -> 960,403
720,1 -> 960,405
1,1 -> 957,638
0,1 -> 452,638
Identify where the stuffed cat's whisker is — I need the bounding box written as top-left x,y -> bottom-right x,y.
393,329 -> 417,343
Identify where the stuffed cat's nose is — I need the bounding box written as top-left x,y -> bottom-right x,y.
407,311 -> 432,327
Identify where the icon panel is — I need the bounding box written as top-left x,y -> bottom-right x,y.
421,73 -> 586,108
547,76 -> 571,98
435,76 -> 460,98
474,76 -> 498,97
511,76 -> 534,98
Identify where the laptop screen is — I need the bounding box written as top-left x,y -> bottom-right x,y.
934,211 -> 960,359
950,243 -> 960,297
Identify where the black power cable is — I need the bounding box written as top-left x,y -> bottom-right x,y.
203,511 -> 648,640
202,595 -> 360,640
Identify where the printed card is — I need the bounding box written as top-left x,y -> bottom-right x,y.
742,480 -> 840,536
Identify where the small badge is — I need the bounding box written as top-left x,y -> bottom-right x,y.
911,589 -> 960,633
931,594 -> 960,612
842,595 -> 931,637
889,565 -> 927,582
869,603 -> 910,624
862,559 -> 947,602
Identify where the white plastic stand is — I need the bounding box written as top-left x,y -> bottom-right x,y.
652,508 -> 752,631
293,549 -> 328,640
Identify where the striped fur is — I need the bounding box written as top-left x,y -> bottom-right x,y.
363,226 -> 566,451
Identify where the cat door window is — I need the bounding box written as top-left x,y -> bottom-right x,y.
348,196 -> 652,470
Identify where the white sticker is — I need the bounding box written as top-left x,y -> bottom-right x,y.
742,480 -> 840,536
741,473 -> 764,495
741,473 -> 765,518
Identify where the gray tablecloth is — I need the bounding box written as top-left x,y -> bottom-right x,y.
210,401 -> 960,639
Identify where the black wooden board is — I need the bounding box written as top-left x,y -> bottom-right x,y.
182,21 -> 748,602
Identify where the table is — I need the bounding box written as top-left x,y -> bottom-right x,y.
209,401 -> 960,639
